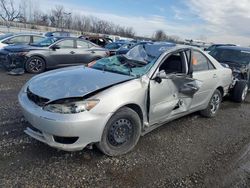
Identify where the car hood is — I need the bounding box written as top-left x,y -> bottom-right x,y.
4,44 -> 46,52
28,66 -> 133,101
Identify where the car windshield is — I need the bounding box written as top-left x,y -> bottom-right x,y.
89,44 -> 173,77
209,48 -> 250,65
31,37 -> 57,47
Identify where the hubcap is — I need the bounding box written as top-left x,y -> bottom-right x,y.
210,93 -> 220,114
242,85 -> 248,101
28,59 -> 43,72
108,119 -> 133,146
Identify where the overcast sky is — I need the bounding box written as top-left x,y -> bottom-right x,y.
24,0 -> 250,46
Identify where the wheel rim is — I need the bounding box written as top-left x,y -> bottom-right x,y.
210,93 -> 220,114
28,58 -> 43,72
242,85 -> 248,101
108,119 -> 133,146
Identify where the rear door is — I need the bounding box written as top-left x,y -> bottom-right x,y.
75,40 -> 97,64
191,50 -> 219,109
48,39 -> 76,66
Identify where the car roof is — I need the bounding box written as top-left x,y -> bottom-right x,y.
216,46 -> 250,52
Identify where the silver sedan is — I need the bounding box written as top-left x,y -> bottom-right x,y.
19,44 -> 234,156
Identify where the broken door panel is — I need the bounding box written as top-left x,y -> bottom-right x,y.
149,74 -> 203,125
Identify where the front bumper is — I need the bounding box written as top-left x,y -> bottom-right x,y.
18,91 -> 112,151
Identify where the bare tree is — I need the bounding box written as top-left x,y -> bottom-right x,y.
50,5 -> 64,29
153,30 -> 167,41
0,0 -> 21,29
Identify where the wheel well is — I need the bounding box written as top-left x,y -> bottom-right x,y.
124,104 -> 143,125
217,86 -> 224,96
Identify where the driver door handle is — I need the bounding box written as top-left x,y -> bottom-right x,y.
70,51 -> 75,54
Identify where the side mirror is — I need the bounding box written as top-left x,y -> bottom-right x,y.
51,45 -> 60,50
154,70 -> 167,83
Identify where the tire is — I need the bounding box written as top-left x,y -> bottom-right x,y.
25,56 -> 46,74
200,89 -> 222,118
231,80 -> 248,103
97,107 -> 141,156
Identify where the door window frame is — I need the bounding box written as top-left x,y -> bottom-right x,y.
150,49 -> 192,80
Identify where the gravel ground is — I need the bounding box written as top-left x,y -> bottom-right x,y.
0,68 -> 249,188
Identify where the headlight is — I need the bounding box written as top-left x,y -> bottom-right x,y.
9,52 -> 28,56
43,99 -> 100,114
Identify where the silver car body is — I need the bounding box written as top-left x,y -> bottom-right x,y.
0,33 -> 45,49
19,46 -> 232,151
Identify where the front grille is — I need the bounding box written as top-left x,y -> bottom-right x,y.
27,87 -> 50,107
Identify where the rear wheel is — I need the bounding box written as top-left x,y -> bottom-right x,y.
25,56 -> 46,74
200,89 -> 222,118
97,107 -> 141,156
231,80 -> 248,103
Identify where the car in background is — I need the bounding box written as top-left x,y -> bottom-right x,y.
80,36 -> 113,48
209,46 -> 250,96
1,37 -> 109,73
205,44 -> 236,53
0,33 -> 45,50
105,41 -> 128,55
116,41 -> 157,55
19,43 -> 237,156
44,31 -> 71,37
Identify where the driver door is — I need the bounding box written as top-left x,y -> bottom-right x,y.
149,50 -> 202,125
48,39 -> 77,67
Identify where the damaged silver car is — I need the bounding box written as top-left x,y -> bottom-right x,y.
19,43 -> 233,156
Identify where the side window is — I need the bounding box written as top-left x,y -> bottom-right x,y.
4,35 -> 30,44
159,52 -> 183,74
33,36 -> 44,43
77,40 -> 90,49
56,39 -> 74,49
192,51 -> 214,72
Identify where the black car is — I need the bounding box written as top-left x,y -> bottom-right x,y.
209,46 -> 250,87
81,36 -> 113,47
205,44 -> 236,52
0,37 -> 109,73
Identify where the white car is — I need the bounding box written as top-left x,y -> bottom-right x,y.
19,43 -> 244,156
0,33 -> 45,49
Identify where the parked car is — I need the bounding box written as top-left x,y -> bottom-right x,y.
209,46 -> 250,99
0,33 -> 45,49
205,44 -> 236,53
44,31 -> 71,37
1,37 -> 109,73
19,43 -> 243,156
79,36 -> 113,47
105,41 -> 128,55
116,41 -> 159,55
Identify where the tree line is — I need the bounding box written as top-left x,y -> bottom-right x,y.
0,0 -> 180,42
0,0 -> 136,38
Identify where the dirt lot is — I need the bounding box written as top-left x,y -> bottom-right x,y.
0,68 -> 249,188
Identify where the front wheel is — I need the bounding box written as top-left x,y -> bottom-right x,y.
25,56 -> 46,74
231,80 -> 248,103
200,89 -> 222,118
97,107 -> 141,156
